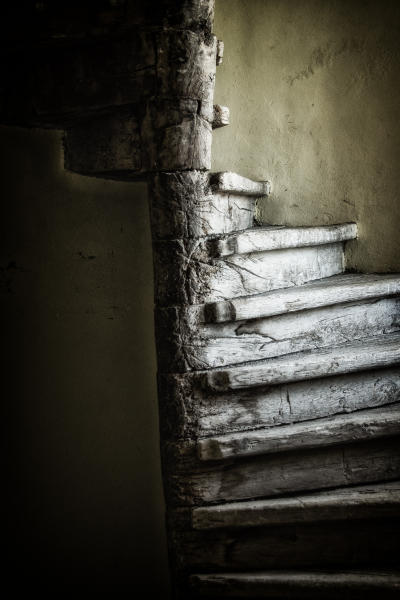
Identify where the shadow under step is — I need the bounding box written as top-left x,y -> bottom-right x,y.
192,480 -> 400,530
189,570 -> 400,598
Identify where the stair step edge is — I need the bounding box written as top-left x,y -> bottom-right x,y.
197,404 -> 400,462
210,171 -> 271,196
202,273 -> 400,323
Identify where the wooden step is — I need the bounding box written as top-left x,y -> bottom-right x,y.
204,333 -> 400,392
155,239 -> 346,305
184,368 -> 400,439
204,273 -> 400,323
177,518 -> 400,571
192,481 -> 400,530
149,171 -> 257,240
210,172 -> 271,196
209,223 -> 357,258
170,437 -> 400,506
176,296 -> 400,370
190,570 -> 400,598
212,105 -> 230,129
197,404 -> 400,462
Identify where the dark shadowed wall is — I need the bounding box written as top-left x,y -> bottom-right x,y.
2,125 -> 170,592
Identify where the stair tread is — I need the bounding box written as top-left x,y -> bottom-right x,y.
210,223 -> 357,258
190,570 -> 400,596
197,404 -> 400,461
204,332 -> 400,391
192,481 -> 400,529
203,272 -> 400,323
210,171 -> 270,196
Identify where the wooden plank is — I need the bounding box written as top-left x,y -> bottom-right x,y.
175,297 -> 400,371
154,241 -> 345,306
212,105 -> 230,128
216,40 -> 224,65
192,481 -> 400,529
204,273 -> 400,323
155,30 -> 217,102
197,405 -> 400,461
205,333 -> 400,392
210,223 -> 357,258
210,172 -> 271,196
169,437 -> 400,505
148,172 -> 255,240
190,570 -> 400,598
159,368 -> 400,440
176,519 -> 400,571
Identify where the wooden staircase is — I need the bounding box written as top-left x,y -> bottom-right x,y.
3,1 -> 398,595
157,168 -> 400,597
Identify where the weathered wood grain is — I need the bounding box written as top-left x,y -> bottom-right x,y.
169,437 -> 400,505
159,368 -> 400,440
210,223 -> 357,258
154,241 -> 345,306
189,570 -> 400,598
141,97 -> 213,172
148,171 -> 256,240
210,172 -> 270,196
160,297 -> 400,371
155,30 -> 217,102
192,481 -> 400,530
216,40 -> 224,65
212,105 -> 230,129
197,405 -> 400,461
204,272 -> 400,323
205,333 -> 400,392
176,519 -> 400,571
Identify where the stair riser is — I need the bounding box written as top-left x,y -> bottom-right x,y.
192,482 -> 400,530
168,437 -> 400,505
190,572 -> 400,599
154,242 -> 345,306
161,297 -> 400,371
174,520 -> 400,571
159,368 -> 400,440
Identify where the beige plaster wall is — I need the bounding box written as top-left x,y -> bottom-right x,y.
213,0 -> 400,271
1,125 -> 170,592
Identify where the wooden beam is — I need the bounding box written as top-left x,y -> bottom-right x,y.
209,223 -> 357,258
197,405 -> 400,461
204,272 -> 400,323
205,333 -> 400,392
189,570 -> 400,597
192,481 -> 400,529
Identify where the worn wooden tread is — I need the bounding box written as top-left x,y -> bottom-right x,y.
197,404 -> 400,461
212,105 -> 230,129
204,332 -> 400,391
210,223 -> 357,258
203,273 -> 400,323
210,172 -> 271,196
190,570 -> 400,597
192,481 -> 400,530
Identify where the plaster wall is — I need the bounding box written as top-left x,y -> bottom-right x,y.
1,125 -> 169,592
213,0 -> 400,271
